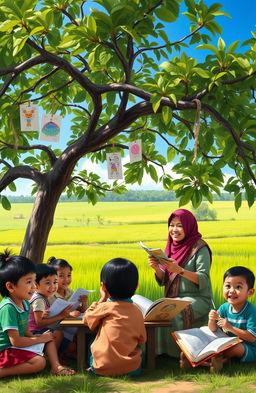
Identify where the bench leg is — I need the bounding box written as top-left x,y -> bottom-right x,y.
146,326 -> 156,369
76,327 -> 86,372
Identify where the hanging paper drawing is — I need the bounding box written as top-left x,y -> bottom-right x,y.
40,114 -> 62,142
106,152 -> 123,179
19,104 -> 39,131
129,139 -> 142,163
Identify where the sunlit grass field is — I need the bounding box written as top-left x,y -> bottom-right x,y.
1,200 -> 256,308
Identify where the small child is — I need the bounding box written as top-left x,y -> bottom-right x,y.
47,256 -> 87,314
28,264 -> 73,350
208,266 -> 256,363
0,250 -> 75,377
83,257 -> 147,376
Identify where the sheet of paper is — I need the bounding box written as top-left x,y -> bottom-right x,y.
69,288 -> 95,303
12,342 -> 45,355
48,298 -> 80,318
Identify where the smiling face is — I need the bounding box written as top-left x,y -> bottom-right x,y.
168,216 -> 186,242
36,274 -> 58,299
223,275 -> 255,311
7,272 -> 36,306
57,267 -> 72,295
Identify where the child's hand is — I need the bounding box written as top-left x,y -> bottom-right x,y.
208,309 -> 219,321
41,330 -> 54,343
217,317 -> 232,331
42,310 -> 49,319
79,295 -> 87,306
70,310 -> 81,317
60,304 -> 73,319
99,285 -> 108,303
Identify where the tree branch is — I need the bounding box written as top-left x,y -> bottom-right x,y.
0,140 -> 57,166
134,24 -> 204,59
70,175 -> 115,192
0,165 -> 44,192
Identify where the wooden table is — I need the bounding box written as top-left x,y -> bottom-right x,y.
60,318 -> 171,371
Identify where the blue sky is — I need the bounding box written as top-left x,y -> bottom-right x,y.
7,0 -> 256,195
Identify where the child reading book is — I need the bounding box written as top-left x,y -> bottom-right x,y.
47,256 -> 87,314
28,264 -> 73,349
0,250 -> 75,377
208,266 -> 256,363
83,258 -> 147,376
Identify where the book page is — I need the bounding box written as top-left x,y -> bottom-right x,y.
48,298 -> 80,318
12,343 -> 45,355
198,336 -> 240,361
145,298 -> 191,322
131,294 -> 153,316
69,288 -> 95,303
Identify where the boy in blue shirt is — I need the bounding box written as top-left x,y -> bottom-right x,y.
208,266 -> 256,362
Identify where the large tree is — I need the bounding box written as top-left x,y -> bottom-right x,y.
0,0 -> 255,262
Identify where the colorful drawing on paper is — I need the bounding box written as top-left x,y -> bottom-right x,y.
40,114 -> 62,142
19,104 -> 39,131
129,139 -> 142,163
106,152 -> 123,180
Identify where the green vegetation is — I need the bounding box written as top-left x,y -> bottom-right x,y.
0,200 -> 256,391
1,201 -> 256,307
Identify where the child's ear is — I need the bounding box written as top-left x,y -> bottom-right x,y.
248,288 -> 255,297
6,281 -> 14,293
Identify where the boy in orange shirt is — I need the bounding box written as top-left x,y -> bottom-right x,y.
83,258 -> 147,376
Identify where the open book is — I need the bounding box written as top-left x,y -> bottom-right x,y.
139,241 -> 169,261
131,294 -> 191,322
48,288 -> 95,318
171,326 -> 242,366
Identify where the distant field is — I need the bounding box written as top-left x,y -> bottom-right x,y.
1,200 -> 256,231
1,201 -> 256,307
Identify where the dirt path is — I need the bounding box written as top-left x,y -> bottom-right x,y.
111,380 -> 206,393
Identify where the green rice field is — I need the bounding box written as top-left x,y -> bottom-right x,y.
0,200 -> 256,307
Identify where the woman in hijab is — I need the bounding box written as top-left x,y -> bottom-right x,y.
148,209 -> 213,357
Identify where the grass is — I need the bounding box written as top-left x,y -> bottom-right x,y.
0,201 -> 256,392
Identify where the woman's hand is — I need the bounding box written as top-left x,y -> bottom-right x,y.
160,258 -> 181,274
148,255 -> 159,271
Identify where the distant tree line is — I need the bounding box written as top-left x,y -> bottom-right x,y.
6,190 -> 238,203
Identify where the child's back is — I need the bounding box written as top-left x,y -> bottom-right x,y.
83,258 -> 146,376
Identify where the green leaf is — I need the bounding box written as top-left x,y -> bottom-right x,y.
1,196 -> 11,210
167,147 -> 176,162
150,95 -> 162,113
148,164 -> 158,182
162,106 -> 171,125
228,40 -> 240,53
0,20 -> 20,32
196,43 -> 219,57
87,16 -> 97,34
217,37 -> 226,51
120,26 -> 141,44
234,193 -> 242,212
13,35 -> 29,56
179,187 -> 194,207
192,67 -> 210,78
155,7 -> 177,23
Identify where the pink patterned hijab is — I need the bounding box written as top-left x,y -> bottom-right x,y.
164,209 -> 202,264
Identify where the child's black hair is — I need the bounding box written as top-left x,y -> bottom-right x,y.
224,266 -> 255,289
100,258 -> 138,298
35,263 -> 57,284
0,249 -> 35,297
47,256 -> 72,271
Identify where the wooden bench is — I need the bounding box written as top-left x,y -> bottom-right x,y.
60,318 -> 171,371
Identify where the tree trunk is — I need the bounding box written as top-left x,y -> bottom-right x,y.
20,185 -> 61,263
